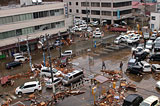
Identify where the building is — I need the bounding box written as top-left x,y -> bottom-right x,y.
150,0 -> 160,30
0,1 -> 73,57
150,12 -> 160,30
63,0 -> 132,24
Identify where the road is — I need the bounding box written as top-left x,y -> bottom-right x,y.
0,32 -> 160,105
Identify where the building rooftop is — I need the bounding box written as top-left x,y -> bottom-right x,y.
0,2 -> 61,10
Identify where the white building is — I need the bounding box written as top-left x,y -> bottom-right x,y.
63,0 -> 132,24
150,12 -> 160,30
150,0 -> 160,31
0,1 -> 73,57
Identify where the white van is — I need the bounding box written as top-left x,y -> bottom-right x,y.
62,70 -> 84,85
15,81 -> 42,95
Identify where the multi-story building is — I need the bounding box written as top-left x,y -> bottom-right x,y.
150,0 -> 160,30
0,1 -> 73,57
64,0 -> 132,24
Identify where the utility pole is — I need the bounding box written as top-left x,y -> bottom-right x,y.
26,35 -> 32,71
40,35 -> 46,66
86,0 -> 89,30
18,37 -> 21,53
58,31 -> 62,58
46,34 -> 54,83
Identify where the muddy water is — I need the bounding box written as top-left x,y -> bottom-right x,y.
71,48 -> 160,98
1,34 -> 159,98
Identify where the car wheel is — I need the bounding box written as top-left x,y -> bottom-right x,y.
34,89 -> 38,93
42,74 -> 46,78
18,92 -> 22,95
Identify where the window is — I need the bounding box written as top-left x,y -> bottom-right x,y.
81,2 -> 89,6
101,3 -> 111,7
76,2 -> 78,5
91,2 -> 100,7
113,1 -> 132,7
152,16 -> 156,20
69,2 -> 71,5
76,9 -> 79,13
16,29 -> 22,36
91,10 -> 100,15
33,12 -> 39,18
82,10 -> 90,14
69,9 -> 72,13
50,10 -> 55,16
101,11 -> 111,16
151,24 -> 154,29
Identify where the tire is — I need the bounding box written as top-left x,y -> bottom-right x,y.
34,89 -> 38,93
42,74 -> 46,78
18,92 -> 22,95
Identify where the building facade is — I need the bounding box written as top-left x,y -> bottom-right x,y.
64,0 -> 132,24
0,2 -> 72,57
150,12 -> 160,30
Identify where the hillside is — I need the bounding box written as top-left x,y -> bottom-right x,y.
0,0 -> 62,6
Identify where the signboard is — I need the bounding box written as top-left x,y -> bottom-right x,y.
92,86 -> 97,95
94,41 -> 96,48
117,9 -> 120,19
64,3 -> 68,17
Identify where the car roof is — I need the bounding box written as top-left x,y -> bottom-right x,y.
152,64 -> 160,68
142,95 -> 159,104
129,59 -> 136,63
66,70 -> 83,77
64,50 -> 72,52
24,81 -> 39,86
15,55 -> 24,58
147,40 -> 153,43
140,61 -> 150,65
125,94 -> 142,102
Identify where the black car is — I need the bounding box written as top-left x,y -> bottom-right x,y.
6,61 -> 22,69
135,51 -> 149,61
123,94 -> 143,106
150,52 -> 160,61
127,65 -> 143,75
128,59 -> 137,68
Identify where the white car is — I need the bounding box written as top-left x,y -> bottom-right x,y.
93,31 -> 102,38
45,77 -> 62,88
90,21 -> 99,26
156,81 -> 160,89
127,37 -> 139,44
146,40 -> 153,50
87,27 -> 93,32
114,37 -> 122,44
79,24 -> 87,30
61,50 -> 72,57
40,67 -> 62,77
13,53 -> 23,57
15,81 -> 42,95
150,34 -> 157,40
154,37 -> 160,44
140,95 -> 159,106
138,61 -> 151,72
14,56 -> 27,62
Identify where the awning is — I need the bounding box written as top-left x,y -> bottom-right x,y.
93,75 -> 109,84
